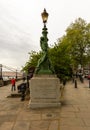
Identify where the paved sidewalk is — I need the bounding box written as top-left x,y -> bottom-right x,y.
0,79 -> 90,130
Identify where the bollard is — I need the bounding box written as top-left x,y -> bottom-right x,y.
89,80 -> 90,88
21,90 -> 25,101
75,79 -> 77,88
20,83 -> 26,101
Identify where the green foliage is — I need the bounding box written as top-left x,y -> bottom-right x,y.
22,51 -> 42,73
66,18 -> 90,66
49,40 -> 72,80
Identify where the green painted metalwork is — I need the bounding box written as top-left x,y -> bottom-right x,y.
35,24 -> 54,74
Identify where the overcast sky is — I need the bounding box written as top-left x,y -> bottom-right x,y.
0,0 -> 90,71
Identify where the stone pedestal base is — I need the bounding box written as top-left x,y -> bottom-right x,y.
29,75 -> 61,109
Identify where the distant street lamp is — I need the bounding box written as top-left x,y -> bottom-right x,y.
0,64 -> 3,87
35,9 -> 54,74
0,64 -> 2,79
16,70 -> 17,79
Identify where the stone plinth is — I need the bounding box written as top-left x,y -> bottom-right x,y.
29,75 -> 61,108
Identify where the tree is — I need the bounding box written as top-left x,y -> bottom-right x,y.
49,40 -> 72,80
66,18 -> 90,67
22,51 -> 42,73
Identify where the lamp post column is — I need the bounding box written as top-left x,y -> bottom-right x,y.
35,9 -> 54,74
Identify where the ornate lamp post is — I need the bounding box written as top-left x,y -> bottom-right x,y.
29,9 -> 61,109
35,9 -> 54,74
